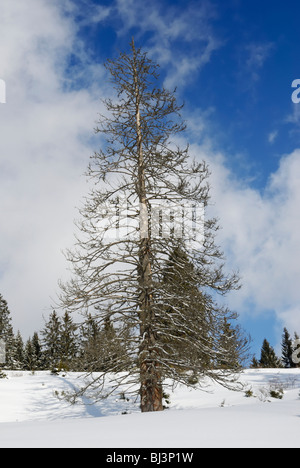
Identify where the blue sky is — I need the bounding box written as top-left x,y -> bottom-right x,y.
72,0 -> 300,183
1,0 -> 300,360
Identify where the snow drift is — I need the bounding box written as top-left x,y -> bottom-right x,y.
0,368 -> 299,448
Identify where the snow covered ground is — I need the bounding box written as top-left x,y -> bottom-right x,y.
0,368 -> 299,448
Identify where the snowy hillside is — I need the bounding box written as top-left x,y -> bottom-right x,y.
0,369 -> 299,448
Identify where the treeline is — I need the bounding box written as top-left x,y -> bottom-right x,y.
0,292 -> 251,373
251,328 -> 300,369
4,291 -> 299,373
0,302 -> 127,372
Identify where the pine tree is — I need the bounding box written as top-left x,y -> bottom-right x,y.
58,41 -> 241,412
79,314 -> 102,371
259,339 -> 282,368
23,338 -> 35,371
281,327 -> 295,368
41,311 -> 61,370
159,246 -> 250,374
31,332 -> 43,369
59,311 -> 78,370
250,356 -> 260,368
79,313 -> 130,373
0,294 -> 14,368
158,245 -> 212,373
12,331 -> 25,370
216,317 -> 250,370
23,332 -> 43,371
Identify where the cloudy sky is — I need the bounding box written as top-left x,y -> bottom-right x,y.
1,0 -> 300,357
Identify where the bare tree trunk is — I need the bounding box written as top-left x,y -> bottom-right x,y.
132,41 -> 163,412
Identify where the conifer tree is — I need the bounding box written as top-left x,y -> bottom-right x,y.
79,314 -> 102,371
24,338 -> 35,371
59,312 -> 78,370
259,339 -> 282,368
79,312 -> 130,372
159,245 -> 250,374
41,311 -> 61,370
58,41 -> 241,412
250,356 -> 259,368
23,332 -> 43,371
158,245 -> 211,374
281,327 -> 295,368
13,331 -> 25,370
0,294 -> 14,368
216,317 -> 250,370
32,332 -> 43,369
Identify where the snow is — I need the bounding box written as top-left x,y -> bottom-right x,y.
0,369 -> 299,447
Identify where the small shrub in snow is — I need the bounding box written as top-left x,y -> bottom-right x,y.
269,389 -> 283,399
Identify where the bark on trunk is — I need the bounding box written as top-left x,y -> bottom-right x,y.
132,40 -> 163,412
140,358 -> 164,412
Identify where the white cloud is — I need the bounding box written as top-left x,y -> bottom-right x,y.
114,0 -> 221,89
268,130 -> 278,144
0,0 -> 220,337
234,41 -> 274,94
244,42 -> 274,82
0,0 -> 106,337
191,143 -> 300,335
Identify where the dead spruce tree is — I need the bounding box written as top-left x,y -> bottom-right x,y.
58,40 -> 243,412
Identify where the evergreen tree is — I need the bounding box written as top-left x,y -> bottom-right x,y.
12,331 -> 25,370
99,315 -> 131,373
79,314 -> 102,371
0,294 -> 14,368
59,311 -> 78,370
259,339 -> 282,368
79,312 -> 130,373
250,356 -> 260,368
58,41 -> 241,412
216,317 -> 250,370
31,332 -> 43,369
281,327 -> 295,368
23,338 -> 35,371
23,332 -> 43,371
159,246 -> 250,374
159,245 -> 212,373
41,311 -> 61,370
